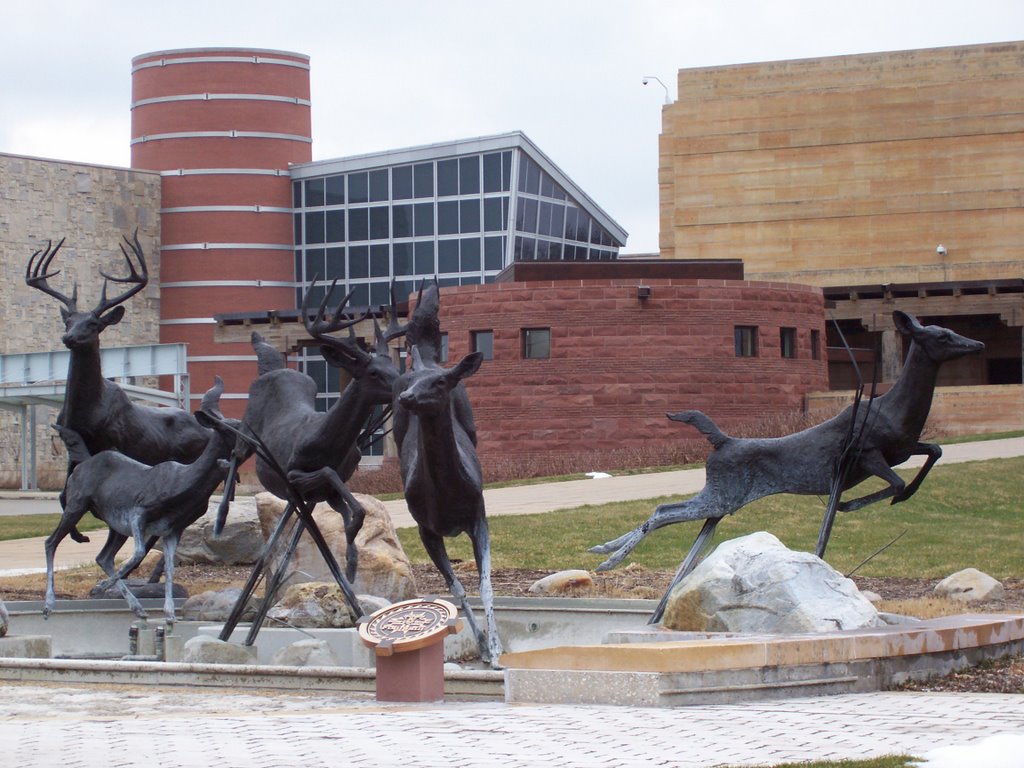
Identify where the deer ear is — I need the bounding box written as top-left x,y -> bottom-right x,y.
100,305 -> 126,328
449,351 -> 483,382
320,344 -> 363,372
892,310 -> 920,336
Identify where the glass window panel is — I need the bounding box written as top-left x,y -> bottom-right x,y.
370,281 -> 391,306
522,198 -> 538,234
305,178 -> 325,207
325,176 -> 345,205
306,359 -> 327,391
811,330 -> 821,360
483,197 -> 502,232
392,204 -> 413,239
370,244 -> 389,277
484,236 -> 504,271
393,242 -> 413,275
538,201 -> 554,236
540,174 -> 554,199
502,151 -> 512,191
459,199 -> 480,233
503,197 -> 510,229
526,158 -> 540,195
514,200 -> 526,231
292,181 -> 302,207
780,327 -> 797,359
326,363 -> 340,392
437,159 -> 458,197
522,237 -> 536,261
438,240 -> 459,273
438,200 -> 459,235
590,222 -> 602,245
369,169 -> 388,202
483,153 -> 502,193
552,182 -> 566,201
536,239 -> 550,261
326,247 -> 345,279
392,165 -> 413,200
349,245 -> 369,279
414,241 -> 434,275
348,172 -> 368,204
735,326 -> 758,357
349,282 -> 370,306
471,330 -> 494,360
522,328 -> 550,359
513,235 -> 523,261
517,154 -> 529,192
414,202 -> 434,236
564,206 -> 578,240
576,212 -> 590,242
303,282 -> 327,308
460,238 -> 481,271
459,155 -> 480,194
294,249 -> 302,281
439,277 -> 460,288
305,211 -> 325,244
348,208 -> 369,241
293,213 -> 302,245
304,248 -> 325,281
370,206 -> 389,240
392,280 -> 415,303
325,210 -> 345,242
440,333 -> 449,363
548,241 -> 563,261
550,204 -> 565,239
460,276 -> 481,285
414,163 -> 433,198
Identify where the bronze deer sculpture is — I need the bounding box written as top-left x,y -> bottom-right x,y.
591,311 -> 985,623
392,284 -> 502,667
45,378 -> 239,624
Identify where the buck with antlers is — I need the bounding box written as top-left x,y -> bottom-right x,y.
45,378 -> 239,624
392,283 -> 502,667
26,234 -> 211,495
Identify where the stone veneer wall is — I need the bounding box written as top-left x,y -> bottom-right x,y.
0,152 -> 162,487
434,279 -> 829,468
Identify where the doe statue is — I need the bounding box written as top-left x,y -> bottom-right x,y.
591,311 -> 985,623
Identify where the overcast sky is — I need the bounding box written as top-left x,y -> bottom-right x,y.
3,0 -> 1022,253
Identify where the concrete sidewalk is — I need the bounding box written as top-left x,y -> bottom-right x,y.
1,436 -> 1020,575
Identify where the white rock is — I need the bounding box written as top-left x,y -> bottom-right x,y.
257,493 -> 416,602
182,635 -> 257,665
181,588 -> 259,622
270,639 -> 338,667
0,600 -> 8,638
585,472 -> 612,479
662,531 -> 881,633
933,568 -> 1004,602
861,590 -> 882,604
528,569 -> 594,595
265,583 -> 365,628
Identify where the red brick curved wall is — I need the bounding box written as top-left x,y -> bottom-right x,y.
435,279 -> 829,466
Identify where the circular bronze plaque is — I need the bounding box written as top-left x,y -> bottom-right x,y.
358,598 -> 462,655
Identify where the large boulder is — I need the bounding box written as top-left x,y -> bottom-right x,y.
0,599 -> 8,638
174,496 -> 263,565
933,568 -> 1004,602
662,531 -> 882,633
256,492 -> 416,601
265,583 -> 361,628
181,588 -> 260,622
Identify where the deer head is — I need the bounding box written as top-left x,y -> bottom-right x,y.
26,232 -> 148,351
397,347 -> 483,416
893,311 -> 985,363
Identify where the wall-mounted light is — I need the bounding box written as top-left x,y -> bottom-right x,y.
642,76 -> 671,105
637,285 -> 651,300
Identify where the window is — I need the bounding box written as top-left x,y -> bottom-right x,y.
440,332 -> 449,363
780,327 -> 797,359
522,328 -> 550,359
471,330 -> 494,360
325,176 -> 345,205
811,330 -> 821,360
735,326 -> 758,357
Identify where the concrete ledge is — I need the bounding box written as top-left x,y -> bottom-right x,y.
0,636 -> 51,659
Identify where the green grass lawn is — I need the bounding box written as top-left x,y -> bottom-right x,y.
397,457 -> 1024,579
0,512 -> 107,542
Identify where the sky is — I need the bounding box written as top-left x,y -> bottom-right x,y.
2,0 -> 1023,254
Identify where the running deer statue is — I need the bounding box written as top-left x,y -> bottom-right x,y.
392,284 -> 502,667
44,378 -> 239,624
590,311 -> 985,623
26,234 -> 211,541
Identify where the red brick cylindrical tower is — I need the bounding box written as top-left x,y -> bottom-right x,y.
131,48 -> 311,414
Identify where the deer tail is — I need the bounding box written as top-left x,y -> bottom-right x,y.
252,331 -> 287,375
667,410 -> 730,449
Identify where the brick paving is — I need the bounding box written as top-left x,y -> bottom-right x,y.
1,684 -> 1022,767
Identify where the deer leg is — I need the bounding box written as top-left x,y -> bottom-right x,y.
291,499 -> 362,618
649,517 -> 721,625
288,466 -> 365,581
419,528 -> 489,665
162,534 -> 179,624
244,518 -> 306,646
43,501 -> 91,617
837,450 -> 906,513
92,529 -> 129,595
108,521 -> 153,619
469,516 -> 503,669
892,443 -> 942,504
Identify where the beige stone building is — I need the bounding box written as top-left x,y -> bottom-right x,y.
658,41 -> 1023,411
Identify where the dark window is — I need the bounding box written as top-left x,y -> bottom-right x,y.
536,240 -> 550,261
393,165 -> 413,200
460,199 -> 480,233
369,207 -> 389,240
414,202 -> 434,236
538,201 -> 555,236
484,197 -> 503,232
305,178 -> 325,207
325,210 -> 345,242
349,282 -> 369,306
438,200 -> 459,235
304,248 -> 325,281
483,153 -> 502,193
564,207 -> 578,240
517,155 -> 529,192
349,245 -> 369,279
348,172 -> 368,204
576,212 -> 591,243
735,326 -> 758,357
393,242 -> 413,275
548,241 -> 562,261
392,204 -> 413,238
811,330 -> 821,360
370,244 -> 389,277
484,236 -> 504,271
348,208 -> 369,241
471,330 -> 494,360
293,213 -> 302,245
369,169 -> 388,202
540,174 -> 554,199
521,237 -> 536,261
292,181 -> 302,207
440,332 -> 449,364
460,238 -> 481,271
521,198 -> 538,234
437,159 -> 458,196
525,158 -> 541,195
306,358 -> 327,392
780,328 -> 797,359
459,155 -> 480,194
502,151 -> 512,191
305,211 -> 325,244
522,328 -> 550,359
414,241 -> 434,274
438,240 -> 459,273
550,205 -> 565,239
370,281 -> 390,305
414,163 -> 433,198
325,176 -> 345,205
325,247 -> 345,280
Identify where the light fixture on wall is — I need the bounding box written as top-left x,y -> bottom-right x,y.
637,285 -> 651,300
641,76 -> 671,105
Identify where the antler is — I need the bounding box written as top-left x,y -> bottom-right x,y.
26,238 -> 78,309
302,276 -> 373,362
375,280 -> 420,352
95,230 -> 149,315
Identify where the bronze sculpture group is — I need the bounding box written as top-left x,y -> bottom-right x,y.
31,232 -> 984,658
